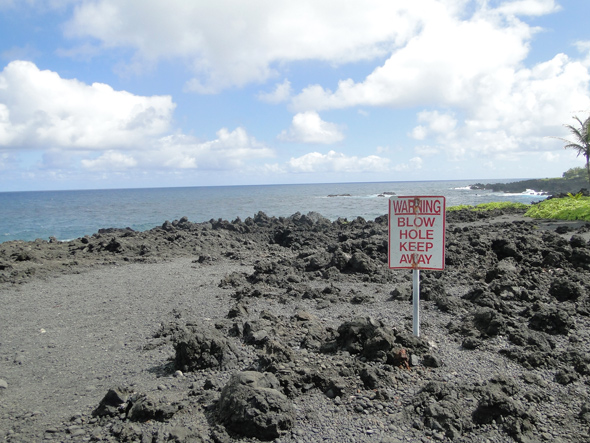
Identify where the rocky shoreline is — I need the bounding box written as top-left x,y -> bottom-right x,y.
470,178 -> 589,195
1,209 -> 590,442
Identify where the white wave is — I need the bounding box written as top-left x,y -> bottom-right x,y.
500,189 -> 548,197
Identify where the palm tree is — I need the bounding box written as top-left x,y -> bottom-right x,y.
554,115 -> 590,185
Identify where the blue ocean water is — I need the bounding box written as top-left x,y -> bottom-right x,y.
0,180 -> 545,243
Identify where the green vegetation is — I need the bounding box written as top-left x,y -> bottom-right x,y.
447,196 -> 590,221
447,202 -> 528,212
562,166 -> 587,180
525,193 -> 590,221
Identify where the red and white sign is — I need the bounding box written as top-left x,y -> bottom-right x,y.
388,196 -> 446,270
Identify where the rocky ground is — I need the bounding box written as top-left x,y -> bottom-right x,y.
1,209 -> 590,442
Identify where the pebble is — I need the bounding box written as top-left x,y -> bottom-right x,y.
0,379 -> 7,389
70,428 -> 86,437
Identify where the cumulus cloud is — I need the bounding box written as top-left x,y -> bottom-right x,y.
278,111 -> 344,144
0,61 -> 276,176
410,111 -> 458,140
258,79 -> 292,104
283,1 -> 588,162
291,3 -> 535,111
54,0 -> 590,164
575,40 -> 590,60
63,0 -> 420,93
388,156 -> 423,172
283,150 -> 423,174
495,0 -> 560,16
0,60 -> 175,150
154,128 -> 274,170
81,151 -> 138,171
77,128 -> 275,172
540,151 -> 559,162
286,150 -> 390,173
4,0 -> 588,185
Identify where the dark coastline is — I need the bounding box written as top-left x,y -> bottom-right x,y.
471,176 -> 589,195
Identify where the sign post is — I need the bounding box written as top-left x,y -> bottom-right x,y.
388,196 -> 446,336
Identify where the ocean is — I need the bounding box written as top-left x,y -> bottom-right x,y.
0,180 -> 546,243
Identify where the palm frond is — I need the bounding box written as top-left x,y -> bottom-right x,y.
564,124 -> 584,142
563,143 -> 586,156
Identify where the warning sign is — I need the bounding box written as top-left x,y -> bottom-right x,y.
388,196 -> 446,270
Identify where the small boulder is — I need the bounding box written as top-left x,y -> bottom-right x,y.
174,325 -> 240,372
549,277 -> 586,302
217,371 -> 294,440
127,393 -> 180,422
333,317 -> 396,362
528,303 -> 575,335
92,387 -> 133,418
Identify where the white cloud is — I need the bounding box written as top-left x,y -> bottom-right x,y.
63,0 -> 424,93
409,156 -> 423,169
540,151 -> 559,162
258,79 -> 292,104
495,0 -> 560,17
4,0 -> 586,186
411,111 -> 457,140
286,150 -> 390,173
281,1 -> 588,163
156,127 -> 274,170
291,3 -> 535,111
421,111 -> 457,134
0,61 -> 278,176
575,40 -> 590,68
279,111 -> 344,144
0,60 -> 175,150
410,126 -> 428,141
81,151 -> 138,171
145,128 -> 276,171
391,156 -> 423,172
69,127 -> 275,173
52,0 -> 590,165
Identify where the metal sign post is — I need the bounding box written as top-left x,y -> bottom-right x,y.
388,196 -> 446,337
413,269 -> 420,336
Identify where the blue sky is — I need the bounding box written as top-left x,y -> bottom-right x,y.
1,0 -> 590,191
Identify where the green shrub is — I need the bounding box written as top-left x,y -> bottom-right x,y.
525,194 -> 590,221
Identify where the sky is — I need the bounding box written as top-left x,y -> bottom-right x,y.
1,0 -> 590,192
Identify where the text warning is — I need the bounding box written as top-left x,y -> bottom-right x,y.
388,196 -> 446,270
